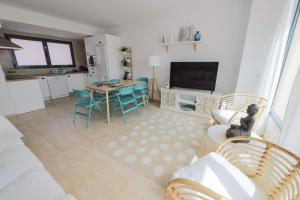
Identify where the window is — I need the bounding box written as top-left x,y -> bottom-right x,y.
271,6 -> 300,125
11,38 -> 47,66
47,42 -> 73,65
5,34 -> 75,68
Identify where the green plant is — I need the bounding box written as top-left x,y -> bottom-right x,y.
121,58 -> 128,67
120,47 -> 129,52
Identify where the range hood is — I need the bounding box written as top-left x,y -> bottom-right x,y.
0,36 -> 22,50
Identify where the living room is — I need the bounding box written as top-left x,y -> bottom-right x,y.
0,0 -> 300,200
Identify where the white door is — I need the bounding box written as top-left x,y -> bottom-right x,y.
38,76 -> 51,100
105,35 -> 122,80
66,73 -> 85,92
95,43 -> 109,80
47,75 -> 69,99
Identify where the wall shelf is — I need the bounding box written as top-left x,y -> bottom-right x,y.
161,41 -> 201,52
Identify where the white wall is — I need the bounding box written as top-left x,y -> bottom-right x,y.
0,4 -> 104,36
108,0 -> 252,94
235,0 -> 298,143
235,0 -> 297,97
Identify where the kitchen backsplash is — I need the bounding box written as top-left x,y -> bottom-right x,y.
4,68 -> 75,76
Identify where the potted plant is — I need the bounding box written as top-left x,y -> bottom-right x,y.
120,47 -> 129,56
121,58 -> 129,67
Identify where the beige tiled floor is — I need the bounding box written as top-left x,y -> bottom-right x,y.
8,97 -> 209,200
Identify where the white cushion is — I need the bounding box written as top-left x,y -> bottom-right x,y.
172,152 -> 265,200
0,168 -> 66,200
0,133 -> 23,153
0,115 -> 23,138
212,110 -> 236,124
0,145 -> 42,190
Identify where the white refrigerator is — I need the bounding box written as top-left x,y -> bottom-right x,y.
84,34 -> 122,82
95,43 -> 109,81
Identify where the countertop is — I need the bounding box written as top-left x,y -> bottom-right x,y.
6,71 -> 88,82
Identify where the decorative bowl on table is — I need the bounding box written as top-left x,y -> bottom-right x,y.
52,69 -> 66,74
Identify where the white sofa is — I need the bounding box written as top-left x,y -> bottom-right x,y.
0,115 -> 76,200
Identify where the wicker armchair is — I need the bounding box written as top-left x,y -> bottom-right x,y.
166,136 -> 300,200
211,94 -> 267,125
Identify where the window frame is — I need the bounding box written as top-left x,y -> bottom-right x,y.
270,0 -> 300,129
5,34 -> 76,69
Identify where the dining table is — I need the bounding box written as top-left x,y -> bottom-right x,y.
86,80 -> 139,124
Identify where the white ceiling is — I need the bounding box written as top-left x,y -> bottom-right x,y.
1,20 -> 86,39
0,0 -> 199,29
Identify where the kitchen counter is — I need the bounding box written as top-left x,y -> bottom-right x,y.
5,71 -> 88,81
6,77 -> 39,82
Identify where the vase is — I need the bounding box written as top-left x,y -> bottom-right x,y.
194,31 -> 201,41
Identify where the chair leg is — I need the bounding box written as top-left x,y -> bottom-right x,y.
135,101 -> 141,117
142,96 -> 146,107
73,106 -> 77,124
95,103 -> 106,119
87,108 -> 92,128
136,107 -> 141,117
112,100 -> 119,113
121,113 -> 127,123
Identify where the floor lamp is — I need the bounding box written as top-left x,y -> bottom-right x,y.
148,56 -> 160,100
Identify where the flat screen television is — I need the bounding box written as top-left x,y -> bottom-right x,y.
170,62 -> 219,92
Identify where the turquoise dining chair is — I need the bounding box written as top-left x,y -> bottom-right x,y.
137,77 -> 149,91
92,80 -> 117,103
108,79 -> 121,101
112,86 -> 140,123
73,89 -> 105,128
133,83 -> 148,107
92,81 -> 106,100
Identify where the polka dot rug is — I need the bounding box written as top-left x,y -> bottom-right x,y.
100,111 -> 209,186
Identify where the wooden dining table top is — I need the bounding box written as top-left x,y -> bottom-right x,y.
86,80 -> 139,92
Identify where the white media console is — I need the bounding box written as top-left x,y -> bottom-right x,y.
160,88 -> 222,119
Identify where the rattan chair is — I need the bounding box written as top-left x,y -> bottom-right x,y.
211,94 -> 267,125
166,136 -> 300,200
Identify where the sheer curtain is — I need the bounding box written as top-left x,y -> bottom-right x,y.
280,66 -> 300,156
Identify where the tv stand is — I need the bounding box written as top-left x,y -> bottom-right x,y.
160,88 -> 222,119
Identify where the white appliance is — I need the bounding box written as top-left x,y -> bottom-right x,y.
95,43 -> 109,81
84,34 -> 122,81
38,76 -> 51,101
0,64 -> 16,115
47,75 -> 69,99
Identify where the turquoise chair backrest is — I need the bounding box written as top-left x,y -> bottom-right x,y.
109,79 -> 121,84
92,81 -> 104,87
137,77 -> 149,84
73,89 -> 91,104
119,86 -> 134,96
134,83 -> 145,91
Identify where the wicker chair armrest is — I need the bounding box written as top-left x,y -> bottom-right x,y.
227,109 -> 247,124
166,178 -> 229,200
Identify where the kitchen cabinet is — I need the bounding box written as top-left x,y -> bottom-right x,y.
0,65 -> 16,116
7,79 -> 45,114
47,75 -> 69,99
38,76 -> 51,101
66,73 -> 85,93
